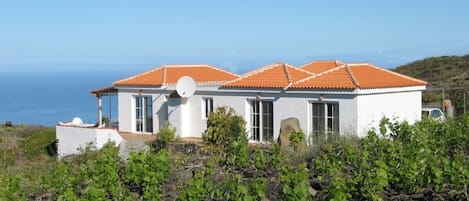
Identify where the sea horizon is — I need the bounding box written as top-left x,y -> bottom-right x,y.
0,70 -> 130,127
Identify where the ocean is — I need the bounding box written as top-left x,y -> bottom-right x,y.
0,70 -> 132,127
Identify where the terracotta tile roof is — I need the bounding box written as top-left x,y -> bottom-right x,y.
347,63 -> 428,89
222,63 -> 314,88
291,63 -> 427,90
292,66 -> 357,89
301,60 -> 343,74
114,65 -> 239,86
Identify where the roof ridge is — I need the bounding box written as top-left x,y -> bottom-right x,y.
222,63 -> 280,86
299,60 -> 344,68
290,64 -> 316,76
162,66 -> 168,85
204,65 -> 240,78
161,64 -> 239,78
293,64 -> 346,85
350,63 -> 427,85
164,80 -> 230,85
113,66 -> 163,85
344,65 -> 360,88
162,64 -> 211,68
283,63 -> 292,84
283,64 -> 315,90
335,60 -> 345,66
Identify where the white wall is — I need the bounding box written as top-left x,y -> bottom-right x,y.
167,98 -> 183,137
116,85 -> 423,140
118,89 -> 133,133
56,125 -> 123,157
356,90 -> 422,137
203,91 -> 357,141
273,93 -> 357,139
117,87 -> 359,140
117,88 -> 170,134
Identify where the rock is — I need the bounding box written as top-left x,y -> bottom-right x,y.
278,117 -> 304,150
261,197 -> 270,201
119,140 -> 149,161
309,186 -> 317,197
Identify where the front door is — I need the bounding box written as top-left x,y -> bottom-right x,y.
135,96 -> 153,133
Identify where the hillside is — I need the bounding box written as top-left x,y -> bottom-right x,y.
394,55 -> 469,114
394,54 -> 469,88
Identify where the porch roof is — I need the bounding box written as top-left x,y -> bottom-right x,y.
91,86 -> 117,96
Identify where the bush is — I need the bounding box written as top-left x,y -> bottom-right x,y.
289,130 -> 305,151
158,122 -> 177,144
126,148 -> 171,200
4,121 -> 13,127
177,160 -> 217,201
203,106 -> 249,167
280,163 -> 310,201
254,148 -> 266,171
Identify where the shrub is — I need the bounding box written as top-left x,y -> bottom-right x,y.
0,174 -> 26,201
177,160 -> 217,201
126,148 -> 171,200
280,163 -> 310,201
203,106 -> 249,167
270,143 -> 285,170
158,122 -> 177,144
4,121 -> 13,127
289,130 -> 305,151
250,177 -> 267,199
254,148 -> 266,171
220,173 -> 254,201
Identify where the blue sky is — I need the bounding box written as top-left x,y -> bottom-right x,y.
1,0 -> 469,73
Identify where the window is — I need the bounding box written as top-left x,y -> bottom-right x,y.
250,100 -> 273,142
430,109 -> 443,119
311,102 -> 339,145
135,96 -> 153,133
203,98 -> 214,118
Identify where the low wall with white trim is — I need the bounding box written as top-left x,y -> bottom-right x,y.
56,125 -> 123,158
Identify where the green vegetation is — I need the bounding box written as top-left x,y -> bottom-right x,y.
1,110 -> 469,200
157,122 -> 177,144
1,124 -> 53,167
289,130 -> 305,151
203,106 -> 249,167
394,54 -> 469,115
312,117 -> 469,200
395,54 -> 469,89
21,128 -> 56,157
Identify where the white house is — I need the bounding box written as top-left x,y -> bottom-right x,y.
106,60 -> 426,143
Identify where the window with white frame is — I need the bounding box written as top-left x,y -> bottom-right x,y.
203,98 -> 214,118
311,102 -> 339,145
249,100 -> 273,142
135,96 -> 153,133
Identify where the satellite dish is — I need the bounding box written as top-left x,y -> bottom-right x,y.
176,76 -> 196,98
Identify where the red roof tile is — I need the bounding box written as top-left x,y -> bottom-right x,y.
292,66 -> 357,89
113,61 -> 426,90
114,65 -> 239,86
222,63 -> 314,88
301,60 -> 343,74
347,64 -> 427,89
291,63 -> 427,90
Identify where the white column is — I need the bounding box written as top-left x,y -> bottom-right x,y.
98,95 -> 103,127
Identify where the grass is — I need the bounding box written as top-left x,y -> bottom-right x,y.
0,124 -> 56,165
20,128 -> 56,158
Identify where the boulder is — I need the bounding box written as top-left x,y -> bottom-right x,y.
278,117 -> 304,150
